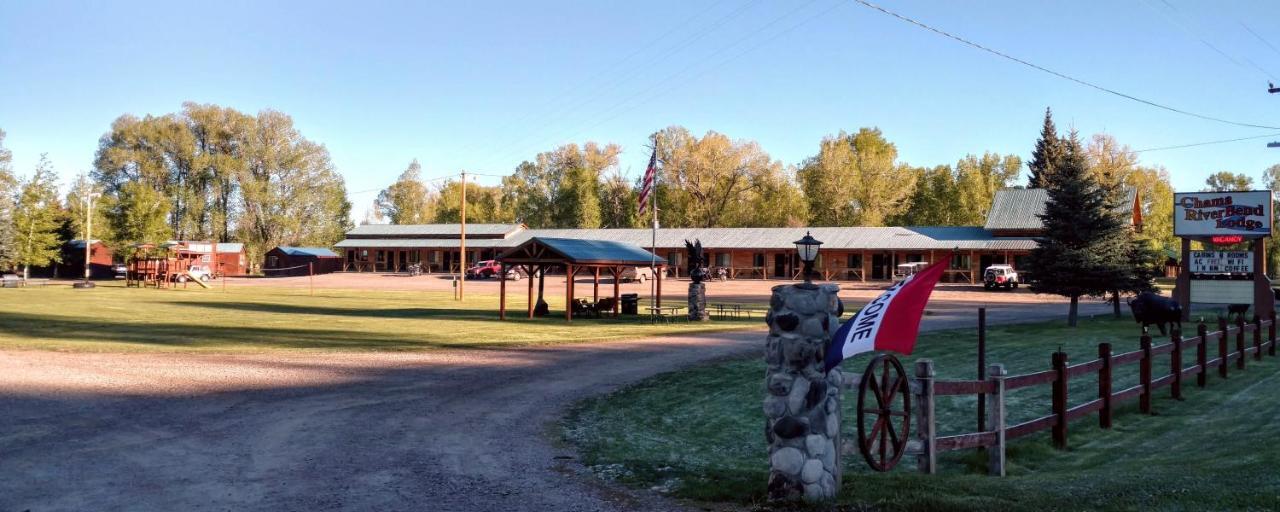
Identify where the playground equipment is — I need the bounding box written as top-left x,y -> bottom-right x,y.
125,243 -> 219,289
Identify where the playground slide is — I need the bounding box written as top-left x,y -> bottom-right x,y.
187,273 -> 211,288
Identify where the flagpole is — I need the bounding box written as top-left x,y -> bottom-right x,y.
650,144 -> 658,315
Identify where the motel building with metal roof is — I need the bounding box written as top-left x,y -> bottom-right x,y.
333,188 -> 1142,283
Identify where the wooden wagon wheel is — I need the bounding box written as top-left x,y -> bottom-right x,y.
856,353 -> 911,472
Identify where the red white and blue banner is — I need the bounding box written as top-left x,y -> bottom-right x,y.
824,255 -> 951,372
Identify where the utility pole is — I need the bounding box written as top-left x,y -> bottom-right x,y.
459,171 -> 467,301
1270,83 -> 1279,148
75,191 -> 100,289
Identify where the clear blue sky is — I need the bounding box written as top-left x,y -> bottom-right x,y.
3,0 -> 1280,216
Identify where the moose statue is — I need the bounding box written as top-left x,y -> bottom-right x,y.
1127,292 -> 1182,335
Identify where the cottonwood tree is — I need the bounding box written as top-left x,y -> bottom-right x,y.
654,127 -> 803,228
109,180 -> 171,248
890,165 -> 958,226
502,142 -> 619,228
376,159 -> 435,224
798,128 -> 914,227
954,152 -> 1022,225
1027,132 -> 1130,326
434,179 -> 511,223
1027,108 -> 1065,189
13,155 -> 64,279
63,174 -> 112,247
598,171 -> 640,228
0,129 -> 17,272
1203,171 -> 1254,192
237,110 -> 352,266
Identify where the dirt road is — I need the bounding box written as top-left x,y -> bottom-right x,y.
0,299 -> 1112,512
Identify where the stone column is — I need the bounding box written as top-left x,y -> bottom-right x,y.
688,282 -> 709,321
764,283 -> 843,502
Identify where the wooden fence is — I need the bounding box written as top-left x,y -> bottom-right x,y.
911,311 -> 1278,476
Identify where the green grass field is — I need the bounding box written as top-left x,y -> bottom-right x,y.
564,315 -> 1280,511
0,281 -> 761,352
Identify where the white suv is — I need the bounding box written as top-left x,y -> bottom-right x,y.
983,265 -> 1019,290
180,265 -> 213,282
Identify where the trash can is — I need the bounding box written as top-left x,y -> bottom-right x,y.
621,293 -> 639,315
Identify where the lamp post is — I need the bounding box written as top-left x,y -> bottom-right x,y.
794,231 -> 822,287
74,191 -> 101,289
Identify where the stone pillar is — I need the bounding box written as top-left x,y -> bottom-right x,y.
764,283 -> 843,502
688,282 -> 709,321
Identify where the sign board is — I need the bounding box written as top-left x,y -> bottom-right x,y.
1190,280 -> 1253,304
1189,251 -> 1253,274
1173,191 -> 1272,238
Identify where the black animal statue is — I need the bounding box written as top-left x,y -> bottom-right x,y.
1227,303 -> 1251,324
1127,292 -> 1182,335
685,239 -> 709,284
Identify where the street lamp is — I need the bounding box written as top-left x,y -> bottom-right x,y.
73,191 -> 101,289
793,231 -> 822,286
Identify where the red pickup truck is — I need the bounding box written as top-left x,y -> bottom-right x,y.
465,260 -> 521,280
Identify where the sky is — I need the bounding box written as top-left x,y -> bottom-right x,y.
3,0 -> 1280,217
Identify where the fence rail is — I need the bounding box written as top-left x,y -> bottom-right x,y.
911,311 -> 1278,476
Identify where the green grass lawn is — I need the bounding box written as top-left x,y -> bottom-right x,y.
0,281 -> 761,352
563,315 -> 1280,511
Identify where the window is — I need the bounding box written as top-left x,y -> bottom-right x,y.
267,256 -> 279,268
753,253 -> 765,267
950,254 -> 971,270
846,253 -> 862,268
905,254 -> 924,263
667,252 -> 681,266
716,253 -> 731,267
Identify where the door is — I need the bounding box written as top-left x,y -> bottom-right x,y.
871,254 -> 887,280
774,254 -> 787,278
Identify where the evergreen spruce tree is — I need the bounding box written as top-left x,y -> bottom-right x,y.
12,155 -> 64,279
1028,132 -> 1131,326
1027,108 -> 1064,189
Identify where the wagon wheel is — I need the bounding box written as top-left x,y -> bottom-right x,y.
856,354 -> 911,472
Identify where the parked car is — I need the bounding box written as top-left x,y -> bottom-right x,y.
465,260 -> 521,280
620,266 -> 655,283
983,264 -> 1019,290
178,264 -> 214,283
113,264 -> 128,279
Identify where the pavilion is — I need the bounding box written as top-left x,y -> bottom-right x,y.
496,237 -> 668,321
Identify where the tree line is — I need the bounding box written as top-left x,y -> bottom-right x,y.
2,102 -> 1275,279
0,103 -> 353,276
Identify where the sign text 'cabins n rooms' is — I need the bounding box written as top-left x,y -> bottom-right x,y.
1173,191 -> 1273,237
1188,251 -> 1252,274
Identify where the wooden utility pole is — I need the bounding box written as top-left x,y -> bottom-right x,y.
459,172 -> 467,301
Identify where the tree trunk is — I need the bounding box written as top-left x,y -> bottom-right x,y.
1068,295 -> 1079,327
23,264 -> 29,280
1112,290 -> 1122,319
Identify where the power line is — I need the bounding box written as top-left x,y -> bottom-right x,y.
1239,21 -> 1280,59
1133,132 -> 1280,152
848,0 -> 1280,130
1143,0 -> 1276,81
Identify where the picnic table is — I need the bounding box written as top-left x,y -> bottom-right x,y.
711,303 -> 764,319
646,305 -> 686,323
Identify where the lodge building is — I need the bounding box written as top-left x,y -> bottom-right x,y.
333,188 -> 1142,283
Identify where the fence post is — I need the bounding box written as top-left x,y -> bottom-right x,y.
1139,334 -> 1153,414
1218,316 -> 1229,379
1236,316 -> 1246,371
1270,310 -> 1277,357
1051,351 -> 1068,449
914,359 -> 936,475
977,307 -> 986,433
1098,342 -> 1112,429
1253,316 -> 1263,361
986,363 -> 1006,477
1264,312 -> 1274,355
1170,326 -> 1183,400
1196,322 -> 1208,388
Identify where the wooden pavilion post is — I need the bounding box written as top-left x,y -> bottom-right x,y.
566,264 -> 574,322
499,263 -> 507,320
527,265 -> 535,319
593,267 -> 600,302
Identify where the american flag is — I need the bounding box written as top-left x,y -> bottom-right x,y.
638,147 -> 657,215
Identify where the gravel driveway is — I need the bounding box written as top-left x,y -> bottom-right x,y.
0,299 -> 1112,512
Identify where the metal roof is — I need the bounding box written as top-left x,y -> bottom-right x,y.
66,239 -> 104,249
345,223 -> 525,237
500,237 -> 662,265
336,226 -> 1037,251
164,241 -> 245,253
275,246 -> 340,257
984,188 -> 1137,231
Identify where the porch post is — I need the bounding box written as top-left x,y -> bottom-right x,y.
593,267 -> 600,302
612,266 -> 621,315
527,265 -> 535,319
656,265 -> 663,307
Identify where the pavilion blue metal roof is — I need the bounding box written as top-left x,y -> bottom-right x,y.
498,237 -> 662,266
276,246 -> 339,257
